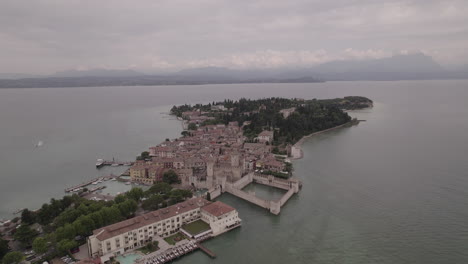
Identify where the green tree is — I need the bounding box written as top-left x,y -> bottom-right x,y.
114,194 -> 127,204
126,188 -> 144,201
141,195 -> 164,211
20,209 -> 35,225
14,225 -> 39,247
56,239 -> 78,255
98,206 -> 123,226
146,182 -> 172,196
187,123 -> 197,130
77,215 -> 96,235
162,170 -> 180,184
0,238 -> 9,260
170,189 -> 192,199
2,252 -> 24,264
55,223 -> 76,241
117,199 -> 138,217
89,212 -> 103,228
32,237 -> 48,254
136,151 -> 150,161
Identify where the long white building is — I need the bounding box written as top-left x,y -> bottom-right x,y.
87,198 -> 241,261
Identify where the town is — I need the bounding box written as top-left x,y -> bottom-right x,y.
0,97 -> 372,264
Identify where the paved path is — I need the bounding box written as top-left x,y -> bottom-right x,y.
142,236 -> 190,259
154,236 -> 172,252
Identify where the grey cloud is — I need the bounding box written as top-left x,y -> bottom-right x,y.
0,0 -> 467,74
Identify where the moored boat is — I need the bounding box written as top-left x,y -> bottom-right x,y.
96,159 -> 104,168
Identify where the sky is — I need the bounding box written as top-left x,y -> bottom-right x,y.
0,0 -> 467,74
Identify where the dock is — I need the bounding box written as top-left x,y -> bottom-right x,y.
96,159 -> 134,169
64,175 -> 118,192
196,242 -> 216,258
138,241 -> 202,264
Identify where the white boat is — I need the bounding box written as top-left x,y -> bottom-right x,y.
35,141 -> 44,148
125,182 -> 131,185
96,159 -> 104,168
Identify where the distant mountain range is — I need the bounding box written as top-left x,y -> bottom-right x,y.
52,69 -> 143,78
1,53 -> 467,88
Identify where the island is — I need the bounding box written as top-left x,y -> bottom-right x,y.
0,96 -> 372,264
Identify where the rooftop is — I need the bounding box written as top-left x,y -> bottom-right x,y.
201,201 -> 235,217
181,219 -> 211,236
92,197 -> 210,241
258,130 -> 274,137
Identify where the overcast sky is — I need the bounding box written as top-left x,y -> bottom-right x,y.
0,0 -> 467,74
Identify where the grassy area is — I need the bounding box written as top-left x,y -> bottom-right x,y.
181,219 -> 211,236
138,241 -> 159,254
164,232 -> 186,245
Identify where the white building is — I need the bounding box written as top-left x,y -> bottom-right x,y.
211,105 -> 226,111
257,130 -> 274,143
200,201 -> 241,236
87,198 -> 240,261
279,107 -> 296,118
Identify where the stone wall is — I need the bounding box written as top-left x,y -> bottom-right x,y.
279,188 -> 295,206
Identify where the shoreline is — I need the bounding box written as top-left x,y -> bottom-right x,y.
290,120 -> 359,160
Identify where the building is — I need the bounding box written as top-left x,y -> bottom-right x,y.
261,157 -> 286,172
148,146 -> 176,158
200,201 -> 241,236
87,198 -> 240,261
279,107 -> 296,118
129,164 -> 165,185
257,130 -> 274,143
211,105 -> 226,111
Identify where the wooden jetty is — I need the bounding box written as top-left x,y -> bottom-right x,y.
196,242 -> 216,258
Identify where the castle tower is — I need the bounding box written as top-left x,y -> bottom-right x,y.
231,153 -> 240,167
206,160 -> 215,188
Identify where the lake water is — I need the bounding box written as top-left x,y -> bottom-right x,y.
1,80 -> 468,263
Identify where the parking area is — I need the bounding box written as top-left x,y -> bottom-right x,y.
72,244 -> 90,260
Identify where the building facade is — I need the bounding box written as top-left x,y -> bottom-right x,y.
200,201 -> 241,236
87,198 -> 240,261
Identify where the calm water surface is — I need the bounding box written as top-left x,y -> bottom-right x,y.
1,80 -> 468,263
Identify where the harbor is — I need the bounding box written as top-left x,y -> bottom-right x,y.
64,175 -> 118,193
138,241 -> 200,264
137,235 -> 217,264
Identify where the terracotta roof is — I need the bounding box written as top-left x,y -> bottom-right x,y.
201,201 -> 235,217
258,130 -> 274,137
92,198 -> 210,241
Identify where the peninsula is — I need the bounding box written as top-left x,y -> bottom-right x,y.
0,96 -> 372,264
129,96 -> 372,214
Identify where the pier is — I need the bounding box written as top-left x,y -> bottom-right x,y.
138,240 -> 202,264
196,242 -> 216,258
96,159 -> 134,169
64,175 -> 118,192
